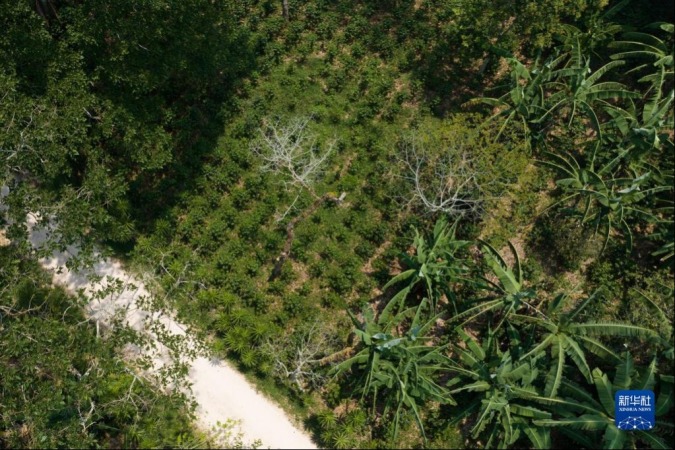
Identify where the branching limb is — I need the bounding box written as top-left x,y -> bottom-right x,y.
398,133 -> 488,217
250,116 -> 334,197
263,322 -> 338,392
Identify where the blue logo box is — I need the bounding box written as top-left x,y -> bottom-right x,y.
615,390 -> 655,430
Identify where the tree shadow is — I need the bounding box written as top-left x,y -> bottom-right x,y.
6,3 -> 259,250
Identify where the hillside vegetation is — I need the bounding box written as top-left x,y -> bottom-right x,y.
1,0 -> 673,448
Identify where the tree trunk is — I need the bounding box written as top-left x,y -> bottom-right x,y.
268,192 -> 346,281
281,0 -> 289,21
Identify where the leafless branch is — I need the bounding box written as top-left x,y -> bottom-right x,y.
263,322 -> 338,392
250,116 -> 334,196
397,132 -> 487,217
77,401 -> 96,432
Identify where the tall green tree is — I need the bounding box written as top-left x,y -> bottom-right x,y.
0,244 -> 196,448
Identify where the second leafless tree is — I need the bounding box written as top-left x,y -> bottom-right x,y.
398,132 -> 489,217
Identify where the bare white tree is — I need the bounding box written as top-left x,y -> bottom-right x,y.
251,116 -> 346,280
250,116 -> 334,195
263,321 -> 338,392
398,132 -> 488,216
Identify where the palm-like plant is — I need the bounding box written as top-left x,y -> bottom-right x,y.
331,298 -> 455,442
606,23 -> 674,161
471,54 -> 564,143
474,33 -> 638,149
545,37 -> 639,141
447,328 -> 551,449
513,290 -> 659,397
383,216 -> 471,315
541,150 -> 670,251
533,354 -> 673,449
453,240 -> 535,332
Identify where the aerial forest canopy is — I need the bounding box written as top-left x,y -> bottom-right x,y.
1,0 -> 673,448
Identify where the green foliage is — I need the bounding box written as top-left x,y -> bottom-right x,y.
477,24 -> 674,259
474,35 -> 638,148
541,150 -> 670,252
332,298 -> 455,443
0,247 -> 196,448
315,407 -> 369,449
448,328 -> 552,449
533,355 -> 673,449
452,240 -> 534,332
608,22 -> 674,159
384,216 -> 471,314
3,2 -> 672,448
516,290 -> 657,394
1,0 -> 252,249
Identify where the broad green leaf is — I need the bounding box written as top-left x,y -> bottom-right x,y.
636,357 -> 658,391
383,269 -> 416,290
601,424 -> 625,449
636,431 -> 669,449
501,406 -> 514,445
529,394 -> 599,414
570,322 -> 658,338
522,425 -> 550,449
544,337 -> 565,397
534,415 -> 609,430
592,368 -> 615,414
449,380 -> 491,394
655,376 -> 673,416
456,327 -> 486,360
560,379 -> 603,411
507,240 -> 522,286
564,336 -> 592,383
510,404 -> 551,419
577,335 -> 621,361
613,352 -> 634,390
480,241 -> 521,294
472,399 -> 498,438
379,285 -> 411,325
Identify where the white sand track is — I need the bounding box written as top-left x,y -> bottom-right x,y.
1,186 -> 316,449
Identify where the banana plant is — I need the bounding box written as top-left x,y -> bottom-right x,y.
606,23 -> 674,162
452,240 -> 535,332
446,327 -> 551,449
382,216 -> 472,316
513,290 -> 659,397
541,150 -> 670,252
610,23 -> 674,79
532,353 -> 673,449
470,53 -> 564,143
634,288 -> 674,361
544,36 -> 639,148
331,298 -> 455,443
473,35 -> 637,149
651,212 -> 674,262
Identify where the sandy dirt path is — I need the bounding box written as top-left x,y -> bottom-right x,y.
5,195 -> 317,449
